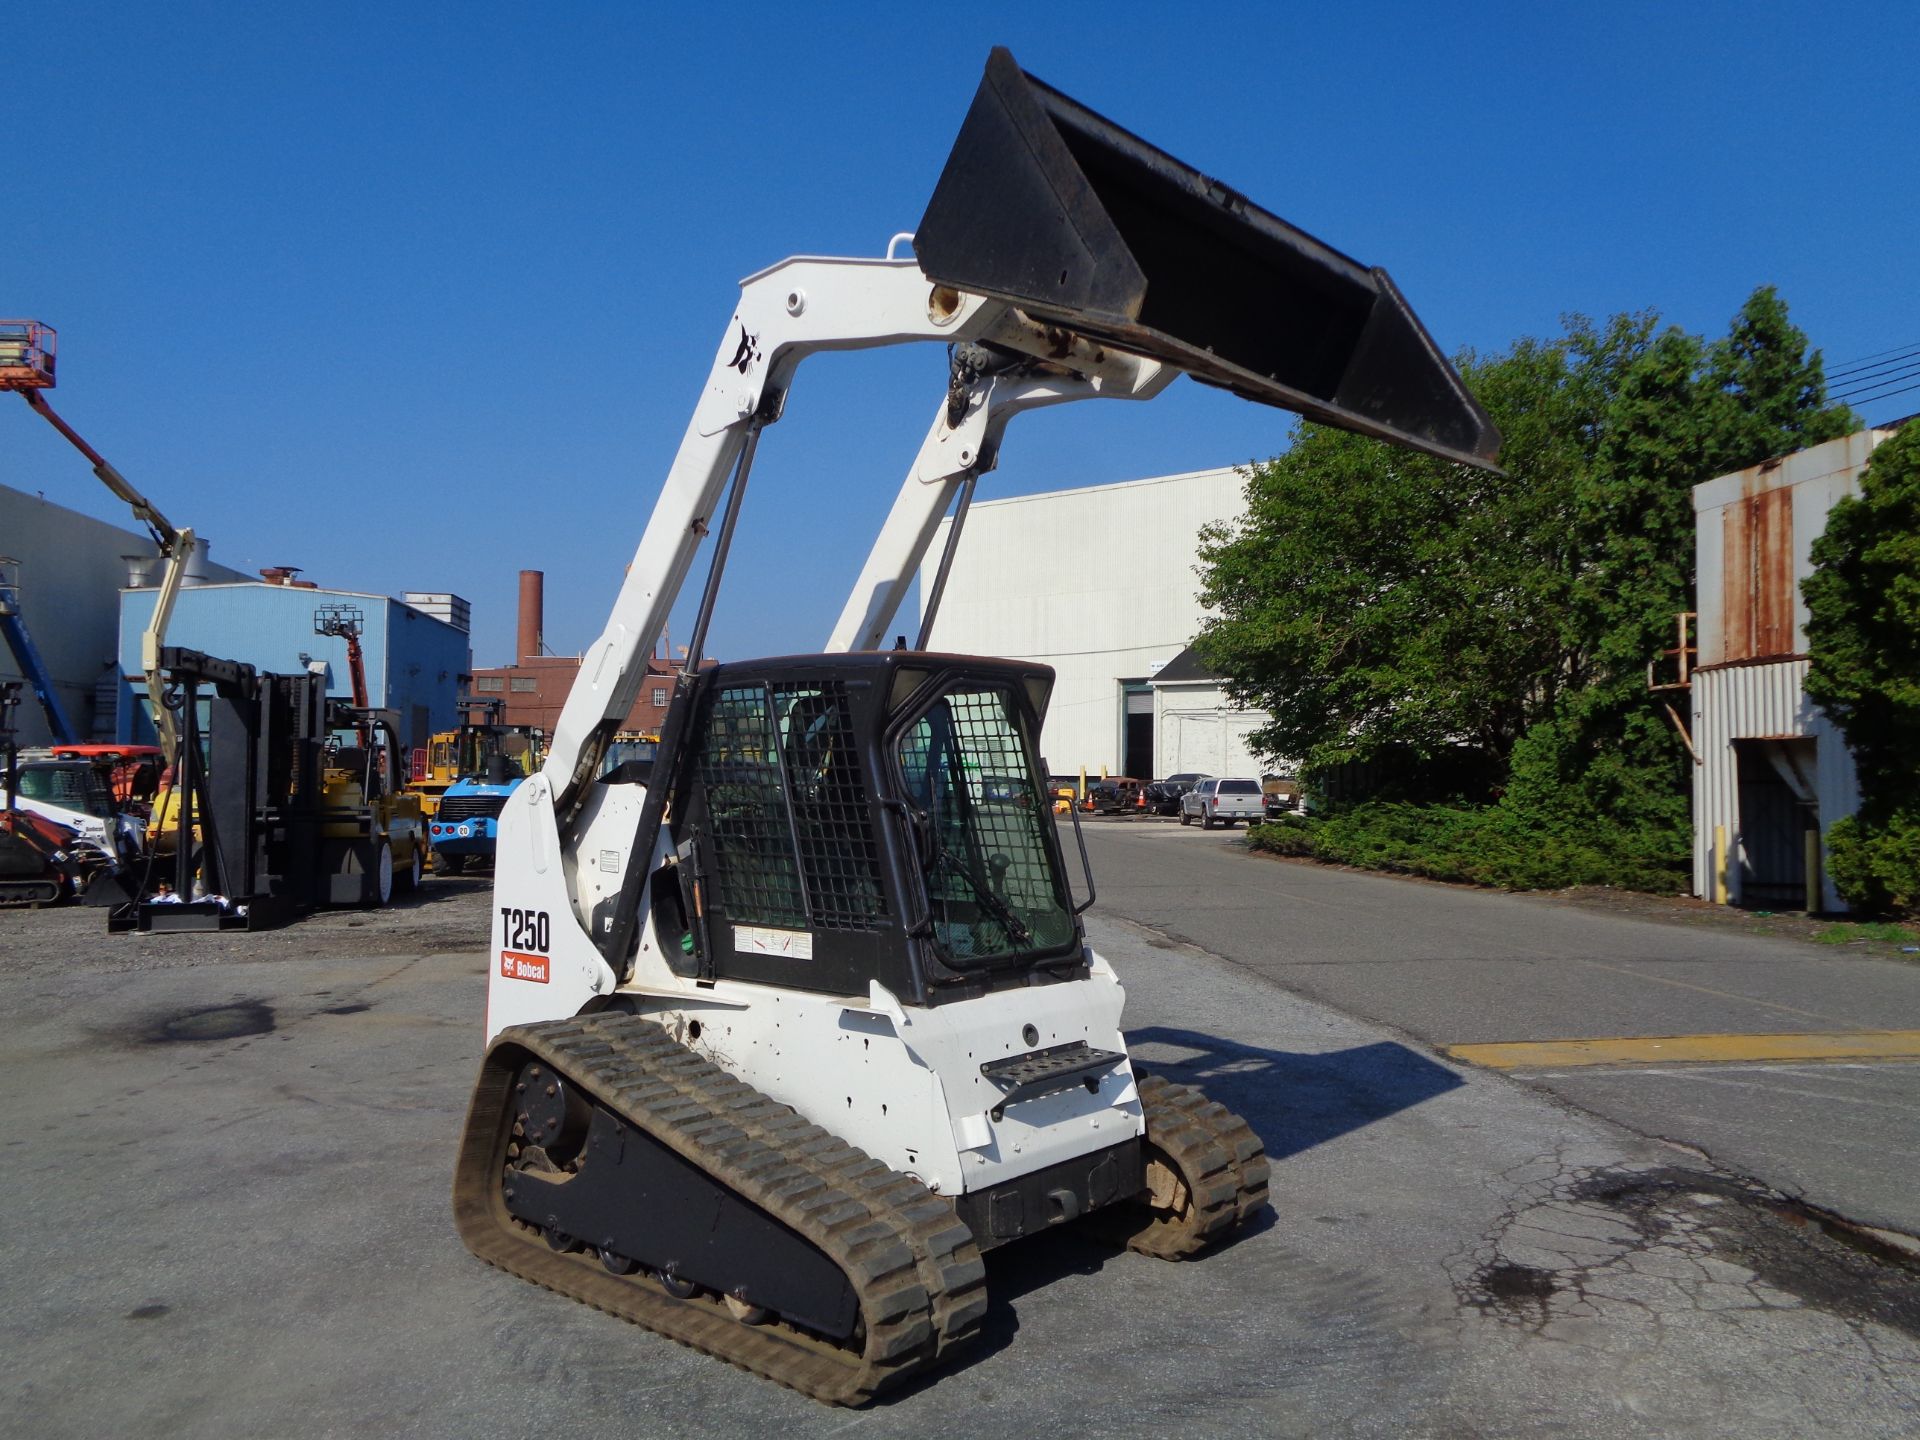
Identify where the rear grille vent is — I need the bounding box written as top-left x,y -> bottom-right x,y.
439,794 -> 508,824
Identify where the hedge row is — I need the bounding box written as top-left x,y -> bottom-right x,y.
1245,803 -> 1689,894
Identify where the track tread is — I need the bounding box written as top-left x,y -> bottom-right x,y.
453,1012 -> 985,1405
1106,1073 -> 1269,1259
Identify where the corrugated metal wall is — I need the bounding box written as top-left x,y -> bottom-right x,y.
0,483 -> 248,745
1691,661 -> 1860,911
1695,429 -> 1889,666
1689,430 -> 1889,912
1152,682 -> 1269,777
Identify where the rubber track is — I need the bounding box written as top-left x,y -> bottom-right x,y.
1115,1074 -> 1271,1259
453,1013 -> 987,1405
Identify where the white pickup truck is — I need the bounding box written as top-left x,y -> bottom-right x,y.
1179,776 -> 1266,829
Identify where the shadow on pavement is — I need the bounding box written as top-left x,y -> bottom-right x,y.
1126,1025 -> 1465,1162
887,1027 -> 1443,1401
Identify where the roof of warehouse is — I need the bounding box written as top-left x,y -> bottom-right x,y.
1151,644 -> 1220,684
959,464 -> 1242,510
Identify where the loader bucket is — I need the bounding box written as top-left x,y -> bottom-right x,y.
916,49 -> 1501,470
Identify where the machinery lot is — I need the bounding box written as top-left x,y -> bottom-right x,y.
4,885 -> 1918,1439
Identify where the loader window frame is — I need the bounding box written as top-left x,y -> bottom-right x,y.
889,678 -> 1078,971
691,681 -> 889,939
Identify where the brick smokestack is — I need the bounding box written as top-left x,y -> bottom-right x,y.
517,569 -> 544,663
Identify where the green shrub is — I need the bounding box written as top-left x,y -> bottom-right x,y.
1246,818 -> 1318,857
1246,801 -> 1687,893
1825,810 -> 1920,917
1805,422 -> 1920,917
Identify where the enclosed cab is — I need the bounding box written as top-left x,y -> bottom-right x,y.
615,652 -> 1090,1008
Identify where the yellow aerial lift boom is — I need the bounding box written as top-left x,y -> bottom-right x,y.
0,322 -> 197,770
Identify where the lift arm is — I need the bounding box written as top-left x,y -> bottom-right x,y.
18,388 -> 196,767
826,350 -> 1174,655
540,257 -> 1022,816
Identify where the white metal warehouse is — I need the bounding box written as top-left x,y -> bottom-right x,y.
915,466 -> 1272,781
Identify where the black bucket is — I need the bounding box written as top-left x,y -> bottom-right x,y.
916,49 -> 1500,470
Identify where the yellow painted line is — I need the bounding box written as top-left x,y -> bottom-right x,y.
1444,1031 -> 1920,1070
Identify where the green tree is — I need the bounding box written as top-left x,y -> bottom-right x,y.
1198,287 -> 1854,890
1804,422 -> 1920,914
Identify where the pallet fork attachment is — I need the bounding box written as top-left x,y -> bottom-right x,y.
916,48 -> 1500,470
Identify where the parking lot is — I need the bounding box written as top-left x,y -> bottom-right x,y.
4,871 -> 1919,1439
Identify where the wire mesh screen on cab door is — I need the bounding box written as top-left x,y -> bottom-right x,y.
896,685 -> 1074,964
694,683 -> 888,933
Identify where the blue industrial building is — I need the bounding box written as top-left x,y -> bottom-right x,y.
117,583 -> 472,747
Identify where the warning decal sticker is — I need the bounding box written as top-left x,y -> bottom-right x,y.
734,925 -> 814,961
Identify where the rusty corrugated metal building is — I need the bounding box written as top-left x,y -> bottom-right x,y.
1690,428 -> 1894,909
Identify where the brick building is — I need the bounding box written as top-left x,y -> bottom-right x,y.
471,570 -> 691,734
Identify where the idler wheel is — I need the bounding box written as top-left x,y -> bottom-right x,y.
513,1061 -> 589,1163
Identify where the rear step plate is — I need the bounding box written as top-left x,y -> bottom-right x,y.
980,1041 -> 1124,1107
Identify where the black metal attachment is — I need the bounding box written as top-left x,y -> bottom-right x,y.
916,48 -> 1502,470
979,1040 -> 1125,1108
952,1135 -> 1142,1249
915,468 -> 978,651
1043,754 -> 1098,916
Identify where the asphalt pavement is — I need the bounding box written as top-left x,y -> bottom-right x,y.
3,888 -> 1918,1437
1080,817 -> 1920,1238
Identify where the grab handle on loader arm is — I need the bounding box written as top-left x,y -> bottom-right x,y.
916,48 -> 1501,471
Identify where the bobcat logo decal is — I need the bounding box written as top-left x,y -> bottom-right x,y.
727,323 -> 761,375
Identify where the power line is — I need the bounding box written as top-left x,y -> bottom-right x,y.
1829,350 -> 1920,388
1827,341 -> 1920,375
1841,378 -> 1920,411
1835,360 -> 1920,402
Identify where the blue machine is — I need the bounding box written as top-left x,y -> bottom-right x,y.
0,560 -> 79,744
425,701 -> 533,875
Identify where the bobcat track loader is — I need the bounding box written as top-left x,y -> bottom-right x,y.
454,48 -> 1500,1404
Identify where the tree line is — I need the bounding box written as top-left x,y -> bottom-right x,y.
1195,287 -> 1888,899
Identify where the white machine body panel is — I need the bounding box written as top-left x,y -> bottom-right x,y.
484,767 -> 1143,1199
637,958 -> 1142,1199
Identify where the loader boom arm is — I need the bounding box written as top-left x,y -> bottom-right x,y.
528,48 -> 1500,963
541,257 -> 1025,813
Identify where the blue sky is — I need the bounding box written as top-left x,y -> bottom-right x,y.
5,3 -> 1916,670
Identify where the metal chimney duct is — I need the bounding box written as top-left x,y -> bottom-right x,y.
518,570 -> 544,663
122,553 -> 156,588
183,536 -> 213,587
